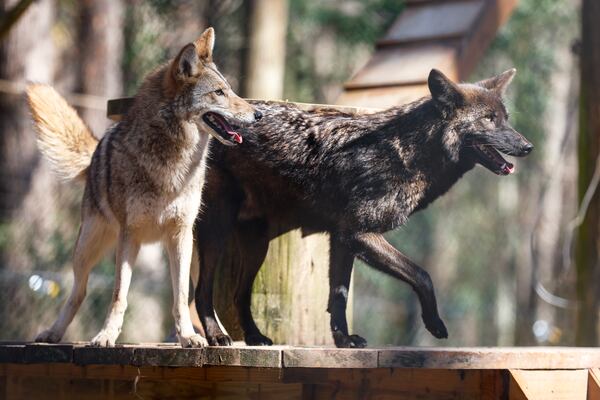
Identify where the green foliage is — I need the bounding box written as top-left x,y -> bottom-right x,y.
285,0 -> 404,102
475,0 -> 575,153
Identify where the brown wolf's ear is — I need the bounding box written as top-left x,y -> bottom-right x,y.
477,68 -> 516,96
428,69 -> 464,112
173,43 -> 200,81
194,27 -> 215,63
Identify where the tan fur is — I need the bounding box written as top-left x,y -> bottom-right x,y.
29,28 -> 257,348
26,84 -> 98,181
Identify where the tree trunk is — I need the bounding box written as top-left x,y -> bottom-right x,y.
575,0 -> 600,346
243,0 -> 289,99
76,0 -> 124,135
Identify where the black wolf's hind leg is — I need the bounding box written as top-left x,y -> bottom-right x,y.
350,233 -> 448,339
196,240 -> 233,346
328,234 -> 367,348
234,219 -> 273,346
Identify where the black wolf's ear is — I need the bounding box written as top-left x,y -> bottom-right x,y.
477,68 -> 516,96
428,69 -> 464,112
194,27 -> 215,63
174,43 -> 200,81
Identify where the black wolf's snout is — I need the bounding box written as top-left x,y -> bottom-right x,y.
521,142 -> 534,155
494,127 -> 533,157
512,137 -> 533,157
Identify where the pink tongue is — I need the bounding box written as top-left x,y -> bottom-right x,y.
229,131 -> 243,144
502,162 -> 515,174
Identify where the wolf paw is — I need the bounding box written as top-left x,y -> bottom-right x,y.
35,329 -> 62,343
208,333 -> 233,347
179,333 -> 208,348
90,330 -> 119,347
333,332 -> 367,348
423,315 -> 448,339
245,333 -> 273,346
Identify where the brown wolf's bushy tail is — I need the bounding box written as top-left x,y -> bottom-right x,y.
26,84 -> 98,181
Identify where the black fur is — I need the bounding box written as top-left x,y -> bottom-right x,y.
194,69 -> 533,347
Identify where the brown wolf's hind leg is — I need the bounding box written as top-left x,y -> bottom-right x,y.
91,232 -> 140,347
36,214 -> 116,343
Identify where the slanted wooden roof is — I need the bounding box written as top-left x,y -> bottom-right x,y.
337,0 -> 518,108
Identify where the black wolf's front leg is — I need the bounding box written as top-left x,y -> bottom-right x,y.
348,232 -> 448,339
327,235 -> 367,348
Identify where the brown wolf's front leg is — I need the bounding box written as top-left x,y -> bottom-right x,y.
328,234 -> 367,348
348,232 -> 448,340
165,227 -> 208,348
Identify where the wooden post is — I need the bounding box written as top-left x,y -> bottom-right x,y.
210,0 -> 335,346
575,0 -> 600,346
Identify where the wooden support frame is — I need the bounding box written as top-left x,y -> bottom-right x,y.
1,343 -> 600,399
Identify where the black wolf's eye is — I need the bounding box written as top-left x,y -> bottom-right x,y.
215,89 -> 225,96
484,114 -> 495,123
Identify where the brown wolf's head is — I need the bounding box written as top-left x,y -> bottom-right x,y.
428,69 -> 533,175
167,28 -> 261,146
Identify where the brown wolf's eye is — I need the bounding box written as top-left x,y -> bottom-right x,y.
215,89 -> 225,96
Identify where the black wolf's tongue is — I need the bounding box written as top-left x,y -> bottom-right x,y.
502,162 -> 515,174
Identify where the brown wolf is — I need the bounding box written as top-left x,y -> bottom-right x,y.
193,69 -> 533,347
27,28 -> 260,347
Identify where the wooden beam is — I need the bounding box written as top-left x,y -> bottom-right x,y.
589,369 -> 600,400
106,98 -> 380,122
509,369 -> 588,400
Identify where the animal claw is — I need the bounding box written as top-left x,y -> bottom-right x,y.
423,315 -> 448,339
208,333 -> 233,347
333,331 -> 368,348
90,330 -> 119,347
179,333 -> 208,348
35,329 -> 62,343
245,333 -> 273,346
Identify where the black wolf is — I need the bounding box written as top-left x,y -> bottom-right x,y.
194,69 -> 533,347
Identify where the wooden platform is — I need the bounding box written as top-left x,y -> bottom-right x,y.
1,343 -> 599,399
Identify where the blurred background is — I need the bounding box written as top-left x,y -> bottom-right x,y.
0,0 -> 597,348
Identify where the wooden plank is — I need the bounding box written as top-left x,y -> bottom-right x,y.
287,368 -> 484,399
204,346 -> 282,368
283,348 -> 377,369
106,98 -> 380,122
344,43 -> 458,90
3,345 -> 600,370
131,346 -> 204,367
336,84 -> 429,108
0,344 -> 25,364
589,368 -> 600,400
23,343 -> 73,364
73,345 -> 136,366
480,369 -> 508,400
509,369 -> 588,400
378,347 -> 600,369
378,0 -> 485,46
456,0 -> 518,79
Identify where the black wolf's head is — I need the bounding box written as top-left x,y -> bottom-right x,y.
428,69 -> 533,175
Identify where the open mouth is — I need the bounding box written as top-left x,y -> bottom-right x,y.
472,142 -> 514,175
202,112 -> 243,145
